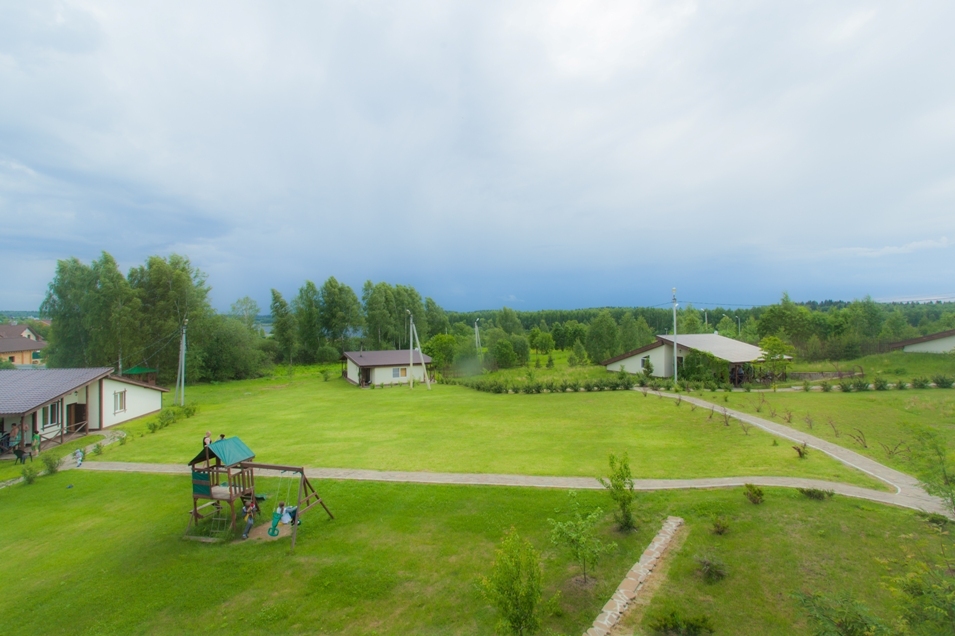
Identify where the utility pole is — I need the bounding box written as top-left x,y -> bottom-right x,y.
672,288 -> 678,385
474,319 -> 482,360
407,310 -> 431,390
735,315 -> 741,336
175,318 -> 188,406
408,310 -> 414,389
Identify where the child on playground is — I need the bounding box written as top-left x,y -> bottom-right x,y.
241,500 -> 258,539
276,501 -> 301,526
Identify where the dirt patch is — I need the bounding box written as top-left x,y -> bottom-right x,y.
609,524 -> 689,636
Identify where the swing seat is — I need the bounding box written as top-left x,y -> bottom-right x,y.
268,511 -> 282,537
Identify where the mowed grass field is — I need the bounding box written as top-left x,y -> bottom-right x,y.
93,370 -> 881,487
0,471 -> 944,635
698,389 -> 955,476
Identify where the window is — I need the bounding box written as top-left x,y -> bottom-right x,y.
41,403 -> 61,429
400,368 -> 407,378
114,390 -> 127,414
392,368 -> 400,378
641,356 -> 649,369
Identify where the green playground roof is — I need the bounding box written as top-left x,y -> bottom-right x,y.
188,437 -> 255,467
123,366 -> 157,375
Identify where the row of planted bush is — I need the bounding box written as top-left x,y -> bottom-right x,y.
446,373 -> 637,394
146,403 -> 199,433
813,375 -> 954,393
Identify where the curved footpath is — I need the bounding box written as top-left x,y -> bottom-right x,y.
8,393 -> 945,515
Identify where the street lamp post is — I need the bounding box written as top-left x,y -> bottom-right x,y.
672,288 -> 678,385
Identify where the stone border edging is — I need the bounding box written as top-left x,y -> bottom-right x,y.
586,516 -> 684,636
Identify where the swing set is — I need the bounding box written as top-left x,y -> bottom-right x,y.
186,437 -> 333,551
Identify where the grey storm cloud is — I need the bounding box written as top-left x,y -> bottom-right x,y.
1,0 -> 953,311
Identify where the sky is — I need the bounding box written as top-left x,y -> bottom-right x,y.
2,1 -> 954,313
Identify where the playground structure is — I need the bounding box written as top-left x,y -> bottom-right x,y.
187,437 -> 333,550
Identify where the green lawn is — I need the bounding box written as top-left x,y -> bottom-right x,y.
0,471 -> 944,635
483,348 -> 608,383
0,471 -> 656,636
693,389 -> 955,476
790,351 -> 955,380
93,372 -> 881,488
0,434 -> 104,482
634,487 -> 947,634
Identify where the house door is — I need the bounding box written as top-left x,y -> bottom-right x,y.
360,368 -> 371,386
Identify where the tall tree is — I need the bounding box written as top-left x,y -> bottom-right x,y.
128,254 -> 212,384
86,253 -> 141,371
40,257 -> 95,367
230,296 -> 261,333
585,310 -> 618,363
293,280 -> 322,362
362,281 -> 395,349
319,277 -> 363,351
498,307 -> 523,335
270,289 -> 297,365
425,297 -> 450,337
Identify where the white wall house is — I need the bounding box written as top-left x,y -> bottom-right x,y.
0,368 -> 167,453
889,329 -> 955,354
341,350 -> 432,387
603,334 -> 768,381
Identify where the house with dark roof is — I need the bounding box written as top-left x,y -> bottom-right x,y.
602,333 -> 769,384
0,368 -> 167,454
0,324 -> 46,366
340,350 -> 432,387
888,328 -> 955,353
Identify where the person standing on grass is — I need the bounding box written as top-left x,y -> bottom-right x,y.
241,500 -> 258,539
31,429 -> 41,456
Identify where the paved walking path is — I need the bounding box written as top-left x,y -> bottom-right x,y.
80,458 -> 946,514
661,391 -> 946,514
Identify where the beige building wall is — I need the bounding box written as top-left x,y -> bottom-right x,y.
903,334 -> 955,353
100,378 -> 163,428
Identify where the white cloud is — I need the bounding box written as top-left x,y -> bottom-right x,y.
1,0 -> 955,309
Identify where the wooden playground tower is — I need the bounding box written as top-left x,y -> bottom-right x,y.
187,437 -> 333,550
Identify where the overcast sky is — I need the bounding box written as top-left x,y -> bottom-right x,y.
2,1 -> 953,313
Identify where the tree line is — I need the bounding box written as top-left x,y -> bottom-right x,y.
33,252 -> 955,384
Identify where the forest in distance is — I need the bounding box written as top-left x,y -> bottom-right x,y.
8,251 -> 955,385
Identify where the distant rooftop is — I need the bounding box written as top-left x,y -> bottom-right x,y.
0,367 -> 113,416
341,350 -> 432,367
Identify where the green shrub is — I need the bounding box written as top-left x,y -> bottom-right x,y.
933,375 -> 954,389
851,378 -> 870,392
912,377 -> 931,389
838,380 -> 853,393
40,452 -> 62,475
742,383 -> 752,392
581,380 -> 595,392
873,376 -> 889,391
647,610 -> 715,635
695,554 -> 728,583
546,354 -> 554,369
568,380 -> 580,392
182,403 -> 199,417
92,443 -> 103,456
802,380 -> 811,392
157,408 -> 179,428
147,421 -> 159,434
21,464 -> 39,485
797,488 -> 835,500
895,379 -> 907,390
118,434 -> 127,446
743,483 -> 764,505
480,528 -> 543,636
820,381 -> 831,392
711,517 -> 730,535
598,453 -> 636,531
